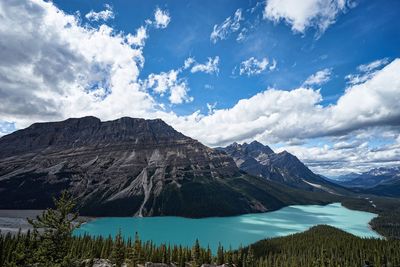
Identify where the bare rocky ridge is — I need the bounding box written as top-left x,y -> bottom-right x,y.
0,117 -> 337,217
218,141 -> 348,195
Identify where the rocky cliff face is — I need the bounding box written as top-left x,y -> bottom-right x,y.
0,117 -> 335,217
218,141 -> 347,194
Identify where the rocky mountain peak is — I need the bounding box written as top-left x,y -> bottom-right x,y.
0,116 -> 191,158
246,141 -> 275,155
220,141 -> 346,194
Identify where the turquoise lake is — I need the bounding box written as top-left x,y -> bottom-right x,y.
75,203 -> 381,252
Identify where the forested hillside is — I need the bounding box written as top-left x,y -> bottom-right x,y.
247,225 -> 400,267
342,197 -> 400,239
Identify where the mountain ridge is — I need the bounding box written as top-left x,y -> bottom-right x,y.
0,116 -> 338,217
330,167 -> 400,197
218,141 -> 348,195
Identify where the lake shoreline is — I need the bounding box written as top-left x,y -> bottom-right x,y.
0,209 -> 93,234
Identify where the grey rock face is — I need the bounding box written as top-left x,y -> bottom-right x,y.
0,117 -> 245,217
218,141 -> 346,194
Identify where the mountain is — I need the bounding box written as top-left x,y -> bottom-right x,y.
218,141 -> 347,194
329,172 -> 362,182
360,180 -> 400,197
333,167 -> 400,188
331,167 -> 400,197
0,117 -> 337,217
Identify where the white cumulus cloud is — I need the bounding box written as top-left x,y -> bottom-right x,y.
154,8 -> 171,29
0,0 -> 163,128
170,58 -> 400,148
127,26 -> 148,47
239,57 -> 271,76
143,56 -> 219,104
281,131 -> 400,176
303,68 -> 332,86
346,58 -> 390,85
190,56 -> 220,74
144,70 -> 193,104
85,4 -> 114,22
263,0 -> 353,35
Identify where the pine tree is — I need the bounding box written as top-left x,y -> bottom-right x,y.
246,246 -> 255,267
111,229 -> 126,267
192,239 -> 201,267
28,191 -> 80,266
226,246 -> 233,267
205,245 -> 212,264
217,243 -> 224,265
131,232 -> 144,265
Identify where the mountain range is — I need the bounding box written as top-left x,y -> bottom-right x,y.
330,167 -> 400,197
0,117 -> 342,217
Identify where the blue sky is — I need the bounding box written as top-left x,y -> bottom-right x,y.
53,0 -> 400,114
0,0 -> 399,176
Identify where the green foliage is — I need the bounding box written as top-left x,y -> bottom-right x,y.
111,230 -> 125,267
1,224 -> 400,267
217,242 -> 224,265
245,245 -> 255,267
27,191 -> 80,266
245,225 -> 400,267
192,238 -> 201,267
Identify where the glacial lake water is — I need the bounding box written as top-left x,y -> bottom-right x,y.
74,203 -> 381,252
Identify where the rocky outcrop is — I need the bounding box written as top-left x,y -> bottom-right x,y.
0,117 -> 336,217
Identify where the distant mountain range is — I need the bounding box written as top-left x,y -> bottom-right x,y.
330,167 -> 400,197
0,117 -> 339,217
217,141 -> 347,195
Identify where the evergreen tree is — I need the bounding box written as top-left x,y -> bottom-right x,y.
131,232 -> 143,265
217,243 -> 224,265
111,229 -> 126,267
226,246 -> 233,267
192,239 -> 201,267
28,191 -> 80,266
246,245 -> 255,267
